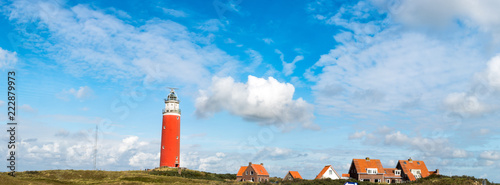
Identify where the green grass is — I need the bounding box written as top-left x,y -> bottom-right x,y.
0,169 -> 496,185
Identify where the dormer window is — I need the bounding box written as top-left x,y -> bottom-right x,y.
395,170 -> 401,175
367,168 -> 377,174
411,169 -> 422,178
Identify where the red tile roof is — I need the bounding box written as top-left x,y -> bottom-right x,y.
384,168 -> 400,178
352,158 -> 384,174
398,159 -> 430,181
236,166 -> 247,176
315,165 -> 340,179
250,164 -> 269,176
342,174 -> 350,177
288,171 -> 302,179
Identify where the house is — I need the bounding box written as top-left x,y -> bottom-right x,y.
396,158 -> 439,182
315,165 -> 340,180
284,171 -> 302,180
383,168 -> 402,184
341,174 -> 350,179
235,162 -> 269,182
347,157 -> 385,182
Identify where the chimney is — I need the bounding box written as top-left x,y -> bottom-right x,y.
249,162 -> 252,165
436,169 -> 439,174
408,158 -> 413,163
365,157 -> 370,161
260,163 -> 264,166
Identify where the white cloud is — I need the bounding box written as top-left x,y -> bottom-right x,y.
348,131 -> 366,140
262,38 -> 274,44
480,151 -> 500,161
4,0 -> 237,86
384,131 -> 469,158
129,152 -> 160,169
444,93 -> 488,116
197,19 -> 224,32
195,75 -> 317,130
19,128 -> 159,170
443,55 -> 500,117
350,128 -> 470,159
275,49 -> 304,76
244,49 -> 262,72
162,7 -> 187,17
181,151 -> 239,173
0,47 -> 17,69
484,55 -> 500,91
20,104 -> 37,113
372,0 -> 500,43
57,86 -> 94,101
307,1 -> 490,122
254,147 -> 294,160
224,38 -> 236,44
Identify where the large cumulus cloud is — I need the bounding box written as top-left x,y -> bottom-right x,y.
196,75 -> 317,130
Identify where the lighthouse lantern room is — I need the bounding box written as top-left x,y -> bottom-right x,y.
160,88 -> 181,167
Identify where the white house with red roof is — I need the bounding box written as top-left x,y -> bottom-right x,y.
315,165 -> 341,180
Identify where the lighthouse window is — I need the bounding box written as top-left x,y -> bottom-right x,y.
162,146 -> 164,149
177,136 -> 179,139
177,116 -> 179,120
176,156 -> 178,159
163,126 -> 165,129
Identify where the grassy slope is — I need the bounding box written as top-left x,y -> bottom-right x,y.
0,168 -> 233,185
0,169 -> 496,185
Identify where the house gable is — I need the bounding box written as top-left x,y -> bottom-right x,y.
397,159 -> 431,181
236,162 -> 269,182
285,171 -> 302,180
315,165 -> 340,180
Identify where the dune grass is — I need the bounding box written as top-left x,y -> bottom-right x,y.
1,170 -> 496,185
0,169 -> 232,185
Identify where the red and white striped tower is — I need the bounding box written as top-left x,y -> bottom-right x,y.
160,88 -> 181,167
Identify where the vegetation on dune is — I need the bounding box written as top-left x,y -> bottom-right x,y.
149,167 -> 236,181
276,174 -> 495,185
0,170 -> 497,185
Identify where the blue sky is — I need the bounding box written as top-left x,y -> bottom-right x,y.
1,0 -> 500,181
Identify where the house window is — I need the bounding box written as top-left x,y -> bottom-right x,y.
411,169 -> 422,178
362,179 -> 370,182
367,168 -> 377,174
395,170 -> 401,175
246,171 -> 248,175
375,179 -> 381,182
250,171 -> 254,175
386,179 -> 391,183
251,177 -> 254,182
259,177 -> 261,182
329,170 -> 332,175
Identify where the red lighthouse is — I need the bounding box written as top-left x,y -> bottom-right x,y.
160,88 -> 181,167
